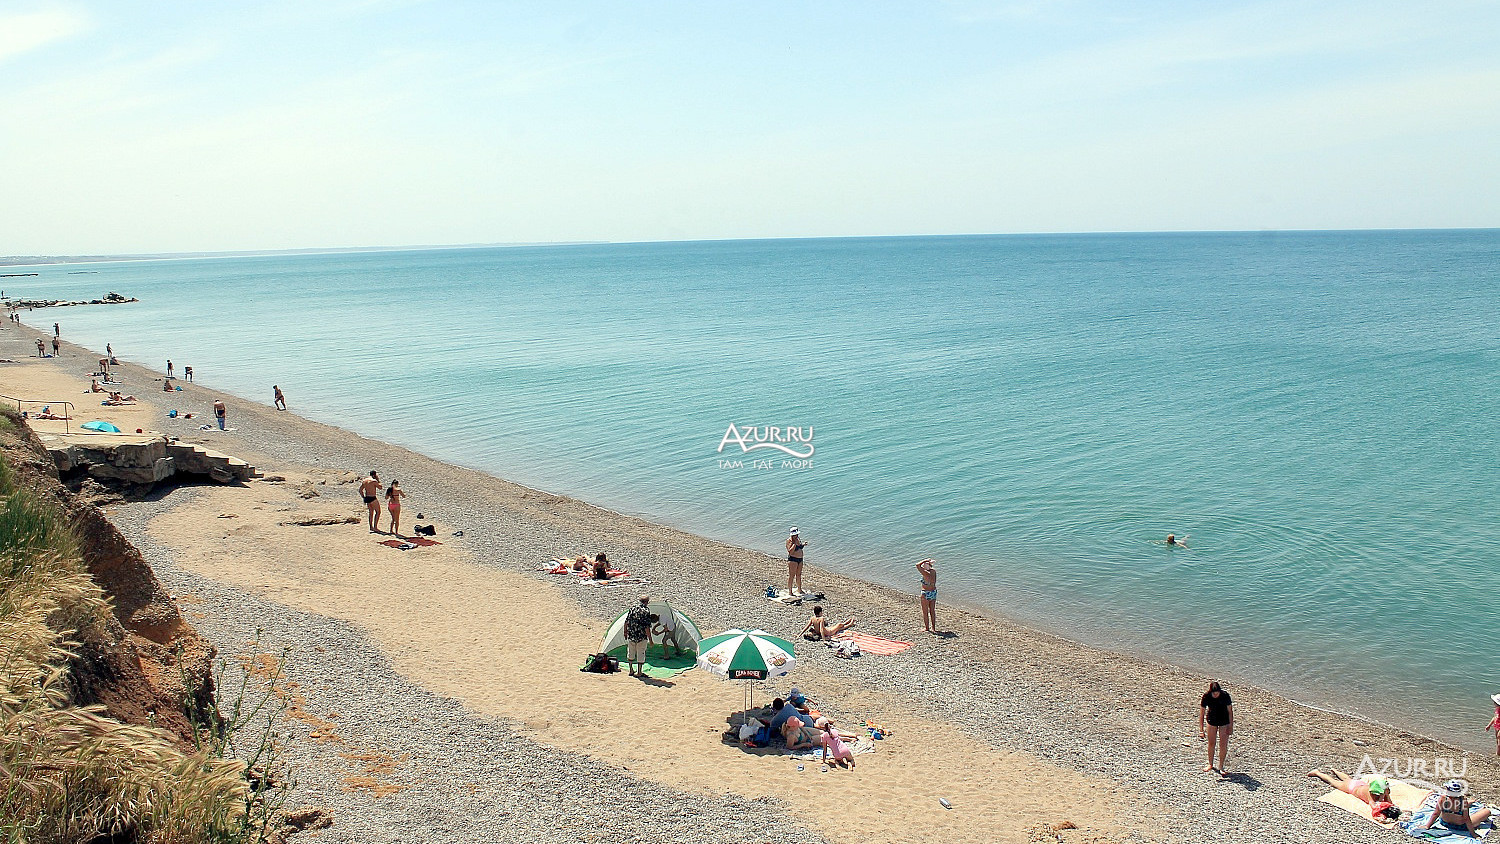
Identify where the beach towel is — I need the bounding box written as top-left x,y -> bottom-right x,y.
784,735 -> 875,760
576,575 -> 642,587
1318,779 -> 1433,828
834,631 -> 912,656
1403,793 -> 1493,841
603,643 -> 696,678
767,589 -> 824,605
379,538 -> 441,549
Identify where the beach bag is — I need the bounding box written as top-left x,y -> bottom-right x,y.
834,640 -> 861,658
580,653 -> 619,674
414,524 -> 437,536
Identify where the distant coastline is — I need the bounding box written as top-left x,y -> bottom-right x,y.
0,241 -> 610,267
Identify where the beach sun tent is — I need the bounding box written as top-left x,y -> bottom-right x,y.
600,598 -> 704,657
80,420 -> 120,433
695,628 -> 796,728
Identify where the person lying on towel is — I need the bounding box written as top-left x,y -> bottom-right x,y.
802,605 -> 856,641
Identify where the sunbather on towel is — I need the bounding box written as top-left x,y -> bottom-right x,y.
802,605 -> 856,641
1418,780 -> 1492,835
570,555 -> 590,572
1306,769 -> 1391,811
592,552 -> 612,580
767,699 -> 802,736
781,716 -> 825,751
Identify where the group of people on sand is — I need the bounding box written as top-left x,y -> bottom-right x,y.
784,527 -> 943,636
1307,768 -> 1492,833
568,552 -> 616,581
756,689 -> 857,768
621,594 -> 686,676
357,471 -> 410,536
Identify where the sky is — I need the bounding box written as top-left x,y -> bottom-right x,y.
2,0 -> 1498,254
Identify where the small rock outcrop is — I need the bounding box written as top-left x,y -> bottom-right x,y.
47,436 -> 259,487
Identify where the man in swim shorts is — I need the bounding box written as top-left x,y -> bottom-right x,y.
359,471 -> 383,533
917,558 -> 938,633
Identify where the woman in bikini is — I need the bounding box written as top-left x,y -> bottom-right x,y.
1306,770 -> 1389,809
917,558 -> 938,633
385,480 -> 408,537
1488,693 -> 1500,756
786,528 -> 807,597
1419,780 -> 1492,834
802,605 -> 856,641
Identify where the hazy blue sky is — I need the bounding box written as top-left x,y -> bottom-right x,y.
3,1 -> 1497,253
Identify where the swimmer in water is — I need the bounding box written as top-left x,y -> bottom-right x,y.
1166,534 -> 1189,547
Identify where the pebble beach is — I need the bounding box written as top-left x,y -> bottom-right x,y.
3,320 -> 1495,844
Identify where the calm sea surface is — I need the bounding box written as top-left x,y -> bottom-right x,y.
17,232 -> 1500,747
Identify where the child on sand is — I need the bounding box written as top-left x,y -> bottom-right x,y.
817,717 -> 855,768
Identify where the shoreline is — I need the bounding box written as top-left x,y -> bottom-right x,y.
6,318 -> 1486,750
4,322 -> 1495,842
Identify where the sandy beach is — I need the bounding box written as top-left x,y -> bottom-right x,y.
3,317 -> 1494,844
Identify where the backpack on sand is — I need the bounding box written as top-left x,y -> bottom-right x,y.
580,652 -> 620,674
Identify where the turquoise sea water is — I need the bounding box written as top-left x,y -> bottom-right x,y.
15,232 -> 1500,747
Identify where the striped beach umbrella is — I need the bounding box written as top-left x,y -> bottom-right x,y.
696,629 -> 796,730
696,628 -> 796,680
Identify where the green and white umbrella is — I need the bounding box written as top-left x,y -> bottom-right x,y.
696,628 -> 796,730
696,628 -> 796,680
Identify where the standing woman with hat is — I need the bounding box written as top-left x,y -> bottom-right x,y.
785,528 -> 807,597
1486,692 -> 1500,756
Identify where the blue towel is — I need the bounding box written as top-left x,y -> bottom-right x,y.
1403,794 -> 1492,841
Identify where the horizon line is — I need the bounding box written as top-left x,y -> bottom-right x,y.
4,225 -> 1497,266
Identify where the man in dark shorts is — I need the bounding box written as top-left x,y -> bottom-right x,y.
273,385 -> 286,411
359,471 -> 382,533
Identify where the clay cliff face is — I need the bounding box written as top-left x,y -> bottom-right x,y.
2,422 -> 215,749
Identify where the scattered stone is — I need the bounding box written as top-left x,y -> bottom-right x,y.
282,806 -> 333,832
279,516 -> 360,527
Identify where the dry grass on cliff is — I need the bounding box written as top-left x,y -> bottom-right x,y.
0,429 -> 253,844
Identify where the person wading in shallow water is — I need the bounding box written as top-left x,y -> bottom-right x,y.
273,385 -> 286,411
359,471 -> 382,533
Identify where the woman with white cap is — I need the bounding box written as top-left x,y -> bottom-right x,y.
785,527 -> 807,597
1419,779 -> 1491,834
1488,692 -> 1500,756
